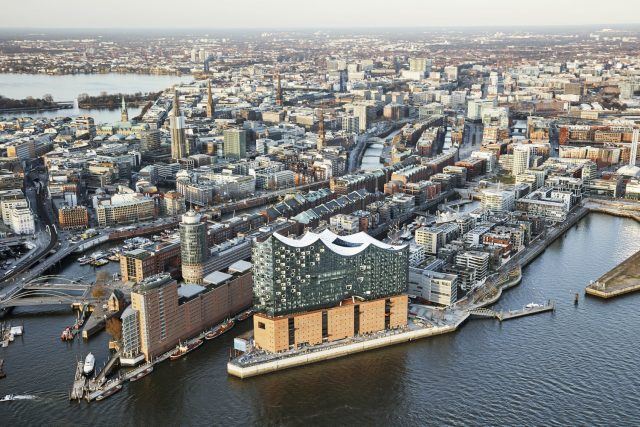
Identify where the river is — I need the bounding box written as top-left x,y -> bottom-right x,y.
0,73 -> 191,124
0,213 -> 639,425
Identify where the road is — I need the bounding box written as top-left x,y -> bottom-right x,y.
0,179 -> 58,287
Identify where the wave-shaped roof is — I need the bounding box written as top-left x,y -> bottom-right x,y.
272,229 -> 406,256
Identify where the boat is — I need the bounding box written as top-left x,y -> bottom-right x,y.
95,384 -> 122,401
525,303 -> 542,309
61,327 -> 74,341
83,353 -> 95,375
1,394 -> 36,402
237,309 -> 253,322
90,251 -> 107,260
107,253 -> 121,262
169,339 -> 203,360
91,259 -> 109,267
205,319 -> 235,340
129,366 -> 153,382
77,256 -> 93,265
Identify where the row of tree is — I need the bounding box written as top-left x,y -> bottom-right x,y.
77,91 -> 161,110
0,95 -> 57,110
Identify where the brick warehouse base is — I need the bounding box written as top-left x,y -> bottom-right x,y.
253,295 -> 408,353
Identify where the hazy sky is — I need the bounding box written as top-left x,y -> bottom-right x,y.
4,0 -> 640,29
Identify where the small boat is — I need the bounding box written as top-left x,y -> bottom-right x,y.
107,253 -> 121,262
525,303 -> 542,309
129,366 -> 153,382
205,319 -> 235,340
61,327 -> 74,341
95,385 -> 122,401
83,353 -> 95,376
1,394 -> 36,402
237,309 -> 253,322
77,256 -> 93,265
91,259 -> 109,267
169,339 -> 203,360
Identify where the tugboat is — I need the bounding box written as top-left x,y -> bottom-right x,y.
83,353 -> 95,376
129,366 -> 153,382
205,319 -> 235,340
169,339 -> 203,360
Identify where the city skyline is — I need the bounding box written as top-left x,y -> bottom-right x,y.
3,0 -> 640,29
1,14 -> 640,423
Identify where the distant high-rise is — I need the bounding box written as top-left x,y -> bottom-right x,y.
121,96 -> 129,122
275,72 -> 283,106
206,80 -> 215,119
317,109 -> 325,151
512,145 -> 531,176
179,211 -> 207,284
409,58 -> 431,73
140,129 -> 161,154
223,129 -> 247,160
170,91 -> 187,161
630,128 -> 639,167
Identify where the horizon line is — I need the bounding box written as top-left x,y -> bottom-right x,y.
1,23 -> 640,32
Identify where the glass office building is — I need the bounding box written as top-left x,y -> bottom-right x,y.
253,230 -> 408,316
180,211 -> 207,283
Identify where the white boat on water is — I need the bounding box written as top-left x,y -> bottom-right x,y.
90,251 -> 107,260
77,256 -> 92,265
1,394 -> 36,402
525,303 -> 542,309
83,353 -> 95,375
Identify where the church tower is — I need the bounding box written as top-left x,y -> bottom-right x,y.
120,96 -> 129,122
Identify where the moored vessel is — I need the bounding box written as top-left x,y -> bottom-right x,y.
95,384 -> 122,401
83,353 -> 95,375
169,339 -> 203,360
129,366 -> 153,382
205,319 -> 235,340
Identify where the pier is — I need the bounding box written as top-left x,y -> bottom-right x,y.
586,249 -> 640,299
70,361 -> 87,401
471,301 -> 555,321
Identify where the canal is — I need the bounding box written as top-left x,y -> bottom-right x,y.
1,213 -> 639,425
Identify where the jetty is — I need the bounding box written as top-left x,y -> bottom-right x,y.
469,300 -> 555,321
586,249 -> 640,299
70,361 -> 87,401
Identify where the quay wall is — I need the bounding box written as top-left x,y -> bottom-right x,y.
228,317 -> 468,379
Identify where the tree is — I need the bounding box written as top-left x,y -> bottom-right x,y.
92,284 -> 107,299
105,317 -> 122,341
96,270 -> 110,284
43,94 -> 53,102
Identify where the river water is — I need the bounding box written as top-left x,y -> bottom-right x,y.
0,213 -> 639,425
0,73 -> 191,124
